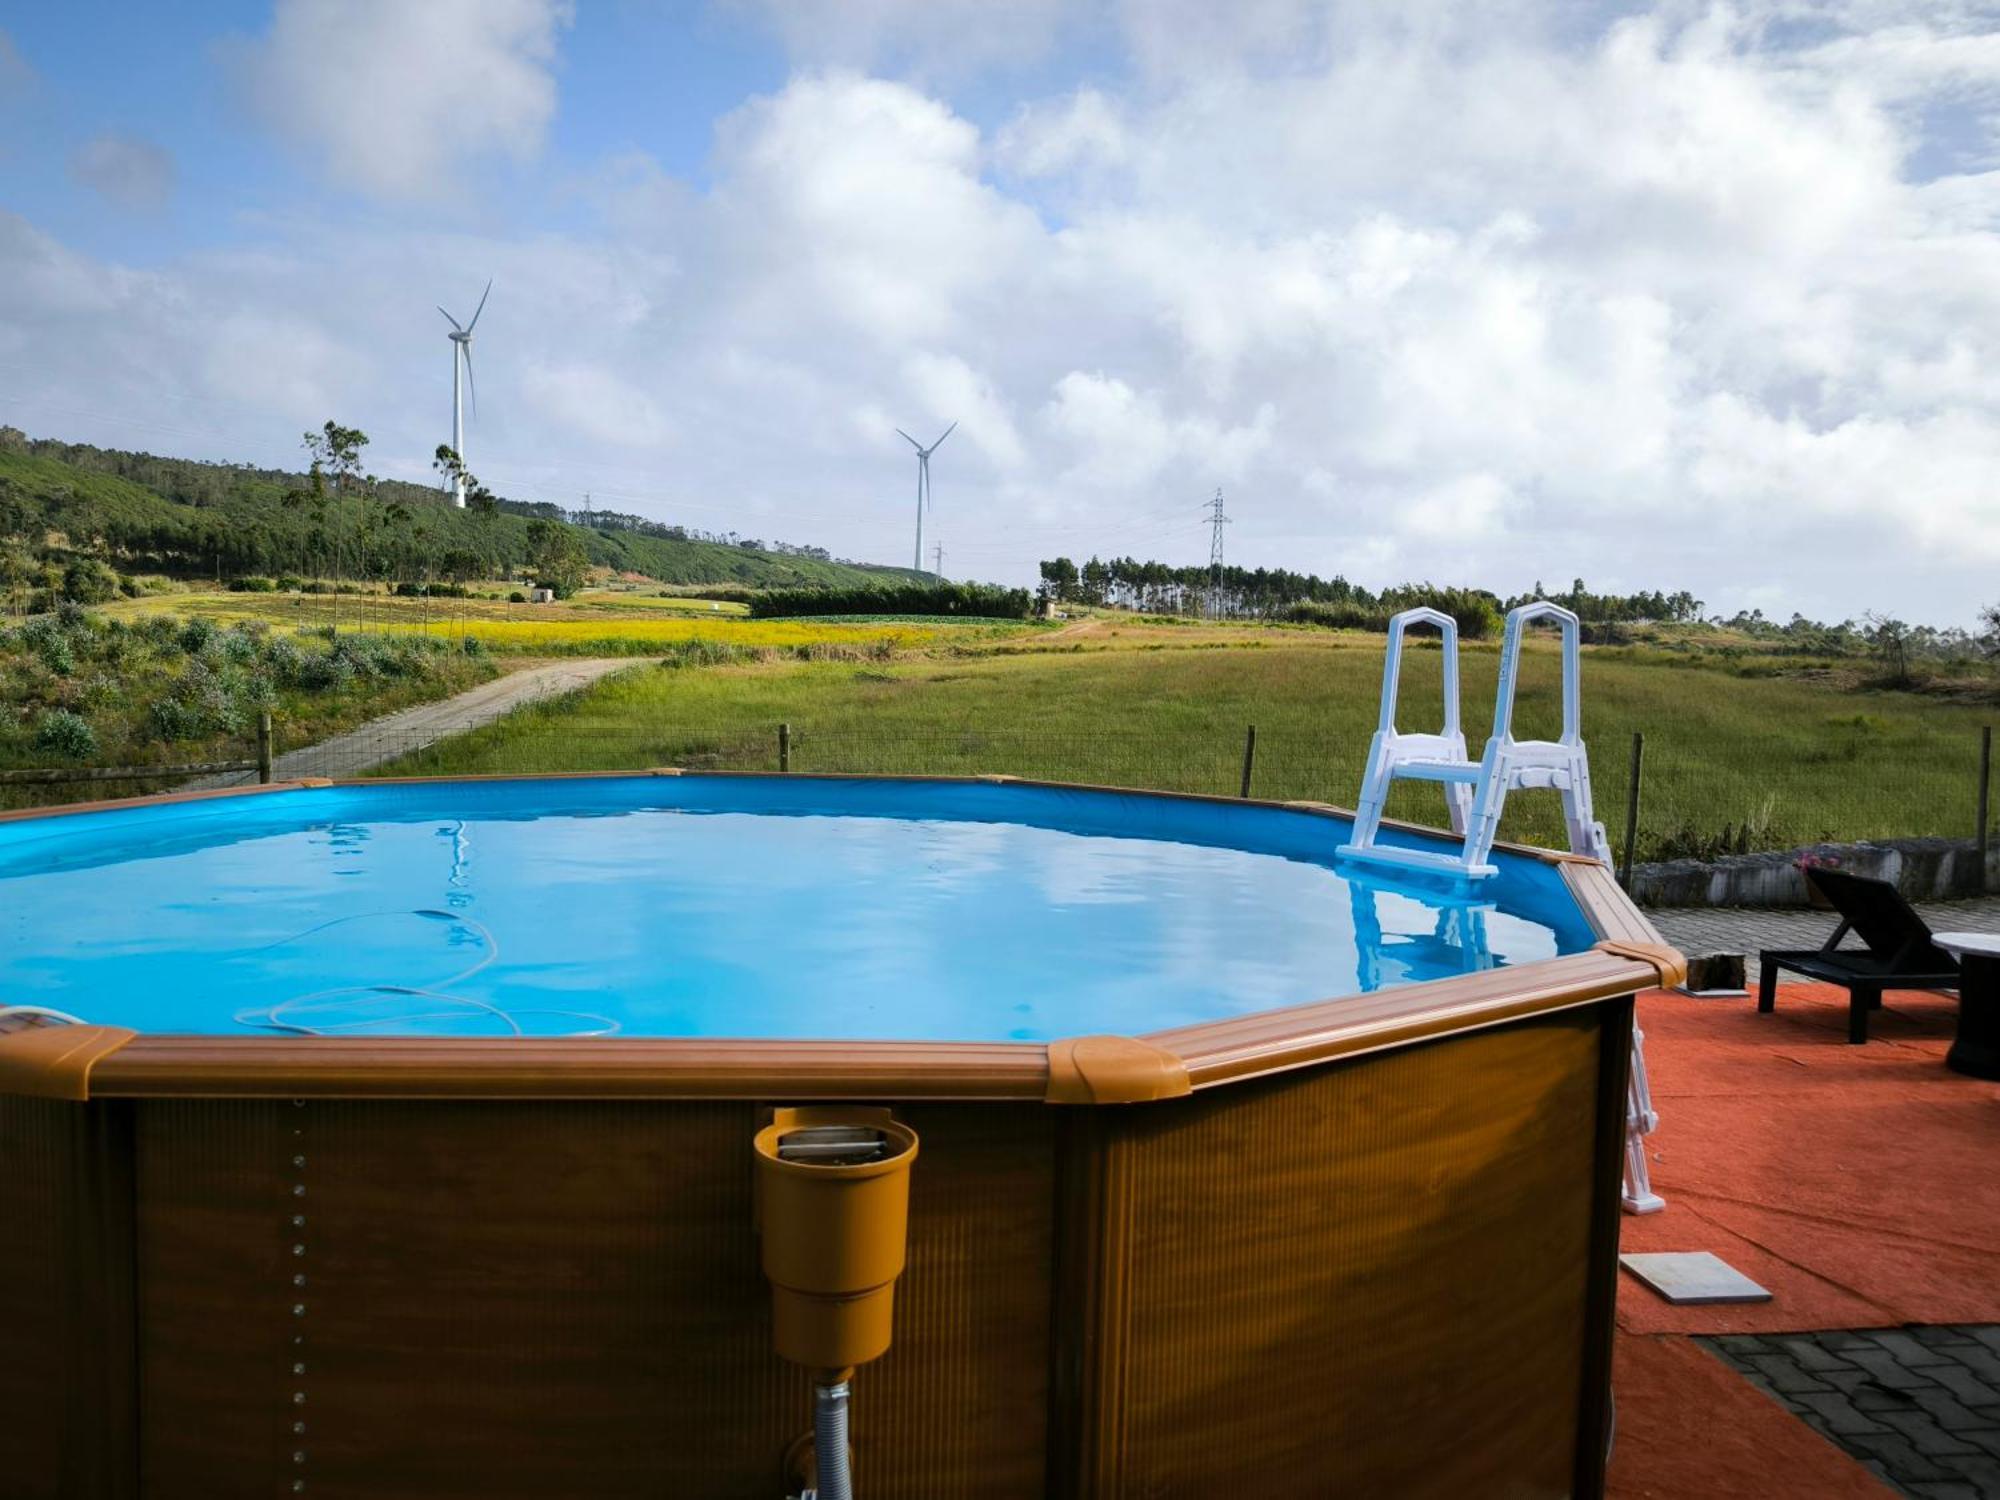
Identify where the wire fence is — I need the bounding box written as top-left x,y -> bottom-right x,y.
7,715 -> 1994,880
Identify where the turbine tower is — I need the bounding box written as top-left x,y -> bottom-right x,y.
895,421 -> 956,572
436,280 -> 491,508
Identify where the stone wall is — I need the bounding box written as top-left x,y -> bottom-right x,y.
1630,835 -> 1998,909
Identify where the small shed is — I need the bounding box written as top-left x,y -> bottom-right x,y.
528,587 -> 556,605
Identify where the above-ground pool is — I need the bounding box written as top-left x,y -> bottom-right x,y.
1,773 -> 1681,1499
0,774 -> 1598,1041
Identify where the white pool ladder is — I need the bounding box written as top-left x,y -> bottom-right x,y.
1338,601 -> 1663,1215
1340,601 -> 1610,878
1340,606 -> 1478,870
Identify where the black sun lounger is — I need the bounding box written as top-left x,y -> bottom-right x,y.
1758,868 -> 1961,1044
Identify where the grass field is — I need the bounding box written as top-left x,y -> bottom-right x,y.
367,623 -> 1998,863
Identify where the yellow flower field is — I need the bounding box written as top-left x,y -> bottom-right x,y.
97,590 -> 1025,655
402,616 -> 951,651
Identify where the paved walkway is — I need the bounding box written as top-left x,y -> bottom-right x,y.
1702,1327 -> 2000,1497
199,657 -> 640,786
1652,896 -> 2000,982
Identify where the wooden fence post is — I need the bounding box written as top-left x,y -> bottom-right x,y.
1978,725 -> 1992,895
257,712 -> 274,785
779,722 -> 791,773
1239,725 -> 1257,799
1619,732 -> 1644,890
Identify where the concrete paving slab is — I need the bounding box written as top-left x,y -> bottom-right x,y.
1622,1252 -> 1773,1305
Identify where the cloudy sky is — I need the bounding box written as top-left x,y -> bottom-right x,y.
2,1 -> 1998,625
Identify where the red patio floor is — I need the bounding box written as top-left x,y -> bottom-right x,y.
1605,982 -> 2000,1498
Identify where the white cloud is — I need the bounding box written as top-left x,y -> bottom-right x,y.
68,133 -> 176,211
1043,371 -> 1273,491
229,0 -> 571,199
900,351 -> 1026,472
706,72 -> 1043,346
517,362 -> 672,449
6,4 -> 2000,623
996,89 -> 1131,180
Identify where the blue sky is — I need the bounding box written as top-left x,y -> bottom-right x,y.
2,1 -> 1999,625
4,3 -> 787,259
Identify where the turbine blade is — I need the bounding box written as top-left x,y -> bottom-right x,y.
466,279 -> 492,332
462,346 -> 476,420
931,420 -> 957,450
437,305 -> 463,331
895,428 -> 922,450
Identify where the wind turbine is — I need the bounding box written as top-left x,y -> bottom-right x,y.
437,280 -> 491,508
895,421 -> 956,574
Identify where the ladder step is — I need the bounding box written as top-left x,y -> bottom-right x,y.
1336,842 -> 1499,880
1388,761 -> 1485,783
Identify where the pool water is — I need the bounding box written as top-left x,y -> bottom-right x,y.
0,778 -> 1596,1041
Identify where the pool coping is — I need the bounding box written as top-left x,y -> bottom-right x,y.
0,770 -> 1683,1104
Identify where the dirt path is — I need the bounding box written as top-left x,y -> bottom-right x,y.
199,657 -> 641,786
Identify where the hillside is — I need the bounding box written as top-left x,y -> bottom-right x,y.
0,433 -> 926,594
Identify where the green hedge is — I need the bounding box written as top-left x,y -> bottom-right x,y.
1282,586 -> 1503,639
747,582 -> 1034,620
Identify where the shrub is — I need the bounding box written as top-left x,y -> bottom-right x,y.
1281,600 -> 1383,630
34,629 -> 75,676
276,575 -> 304,593
78,672 -> 126,710
460,635 -> 484,656
34,708 -> 97,761
138,615 -> 182,651
292,650 -> 354,691
1376,585 -> 1504,640
148,696 -> 201,742
216,627 -> 260,666
54,598 -> 89,629
61,557 -> 120,605
95,625 -> 133,667
508,591 -> 527,604
263,637 -> 304,682
1279,587 -> 1503,640
177,617 -> 217,655
394,581 -> 469,598
178,658 -> 245,734
228,576 -> 276,592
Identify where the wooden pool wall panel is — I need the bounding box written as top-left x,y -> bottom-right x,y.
0,1003 -> 1626,1499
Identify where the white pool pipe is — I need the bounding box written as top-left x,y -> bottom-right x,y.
0,1005 -> 89,1026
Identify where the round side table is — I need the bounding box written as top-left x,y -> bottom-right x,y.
1933,932 -> 2000,1081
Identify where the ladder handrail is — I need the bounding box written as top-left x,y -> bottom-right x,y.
1376,607 -> 1462,739
1492,601 -> 1581,746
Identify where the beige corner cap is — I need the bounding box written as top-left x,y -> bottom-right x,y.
1595,939 -> 1689,991
0,1024 -> 138,1102
1045,1035 -> 1192,1105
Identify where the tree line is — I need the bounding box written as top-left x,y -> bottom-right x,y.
1036,556 -> 1703,635
0,424 -> 920,608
